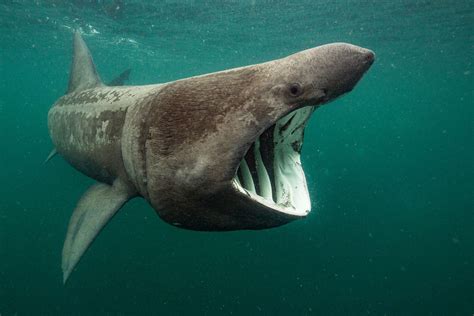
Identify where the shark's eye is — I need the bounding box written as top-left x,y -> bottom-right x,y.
288,83 -> 303,97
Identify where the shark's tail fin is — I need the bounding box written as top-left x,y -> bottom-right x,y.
67,30 -> 104,94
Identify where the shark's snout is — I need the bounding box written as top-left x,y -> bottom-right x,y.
314,44 -> 375,101
363,50 -> 375,66
355,48 -> 376,78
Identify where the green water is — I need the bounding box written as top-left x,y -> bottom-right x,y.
0,1 -> 472,315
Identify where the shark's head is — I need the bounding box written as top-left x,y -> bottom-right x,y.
143,43 -> 374,230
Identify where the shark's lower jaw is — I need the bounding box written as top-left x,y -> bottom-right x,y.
232,106 -> 315,217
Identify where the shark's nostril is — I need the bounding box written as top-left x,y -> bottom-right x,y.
364,51 -> 375,64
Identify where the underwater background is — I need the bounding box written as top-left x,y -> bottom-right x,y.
0,0 -> 472,315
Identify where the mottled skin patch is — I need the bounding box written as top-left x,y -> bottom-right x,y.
49,108 -> 127,183
56,88 -> 133,107
49,85 -> 159,185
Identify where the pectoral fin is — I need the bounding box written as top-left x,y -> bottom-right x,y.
44,148 -> 57,164
62,180 -> 134,284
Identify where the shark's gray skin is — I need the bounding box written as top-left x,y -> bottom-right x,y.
48,31 -> 374,283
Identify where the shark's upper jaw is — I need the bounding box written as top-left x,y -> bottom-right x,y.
232,105 -> 315,217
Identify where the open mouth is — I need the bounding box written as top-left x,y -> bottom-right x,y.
232,106 -> 315,216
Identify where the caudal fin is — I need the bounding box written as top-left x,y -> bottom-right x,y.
67,30 -> 104,94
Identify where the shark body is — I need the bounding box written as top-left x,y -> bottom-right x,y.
48,31 -> 374,282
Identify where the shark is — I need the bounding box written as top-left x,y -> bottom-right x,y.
48,31 -> 374,283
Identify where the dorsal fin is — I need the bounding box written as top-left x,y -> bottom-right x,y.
107,68 -> 131,86
67,31 -> 104,94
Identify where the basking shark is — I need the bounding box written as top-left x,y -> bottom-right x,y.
48,31 -> 374,283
